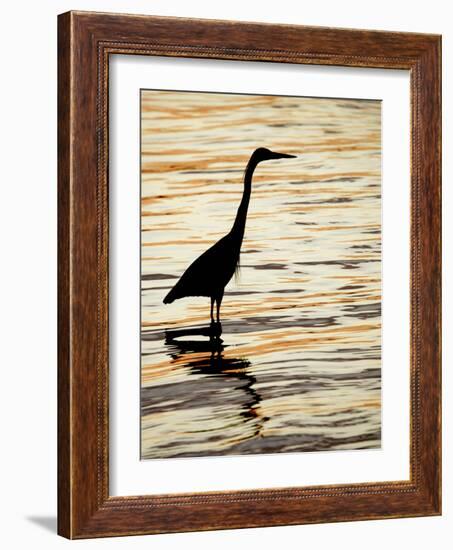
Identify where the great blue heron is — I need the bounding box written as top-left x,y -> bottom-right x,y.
163,147 -> 296,325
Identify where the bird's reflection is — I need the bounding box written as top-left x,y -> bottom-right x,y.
164,325 -> 267,431
165,321 -> 223,346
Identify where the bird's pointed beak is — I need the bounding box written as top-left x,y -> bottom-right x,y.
270,151 -> 297,159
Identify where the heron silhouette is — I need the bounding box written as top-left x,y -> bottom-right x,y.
163,147 -> 296,326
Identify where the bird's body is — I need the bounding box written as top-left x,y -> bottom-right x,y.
164,147 -> 295,324
163,232 -> 239,303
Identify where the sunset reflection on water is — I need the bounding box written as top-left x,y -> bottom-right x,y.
140,90 -> 381,459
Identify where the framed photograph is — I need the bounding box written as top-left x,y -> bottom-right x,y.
58,11 -> 441,538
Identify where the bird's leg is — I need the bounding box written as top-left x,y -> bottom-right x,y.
216,292 -> 224,324
210,297 -> 215,325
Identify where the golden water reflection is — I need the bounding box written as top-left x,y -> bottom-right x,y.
140,90 -> 381,459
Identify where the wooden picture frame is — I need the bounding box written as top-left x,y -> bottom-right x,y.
58,10 -> 441,539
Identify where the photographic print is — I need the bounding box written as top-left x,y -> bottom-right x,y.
140,89 -> 381,460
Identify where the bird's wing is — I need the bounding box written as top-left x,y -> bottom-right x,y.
164,234 -> 238,301
180,234 -> 233,280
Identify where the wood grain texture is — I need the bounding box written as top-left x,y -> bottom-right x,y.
57,11 -> 71,538
57,10 -> 442,539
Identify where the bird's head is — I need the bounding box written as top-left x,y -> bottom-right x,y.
253,147 -> 297,163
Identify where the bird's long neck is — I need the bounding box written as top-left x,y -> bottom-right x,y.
231,156 -> 258,241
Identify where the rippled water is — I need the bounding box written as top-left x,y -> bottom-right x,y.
140,90 -> 381,459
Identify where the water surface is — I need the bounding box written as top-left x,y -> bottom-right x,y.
140,90 -> 381,459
